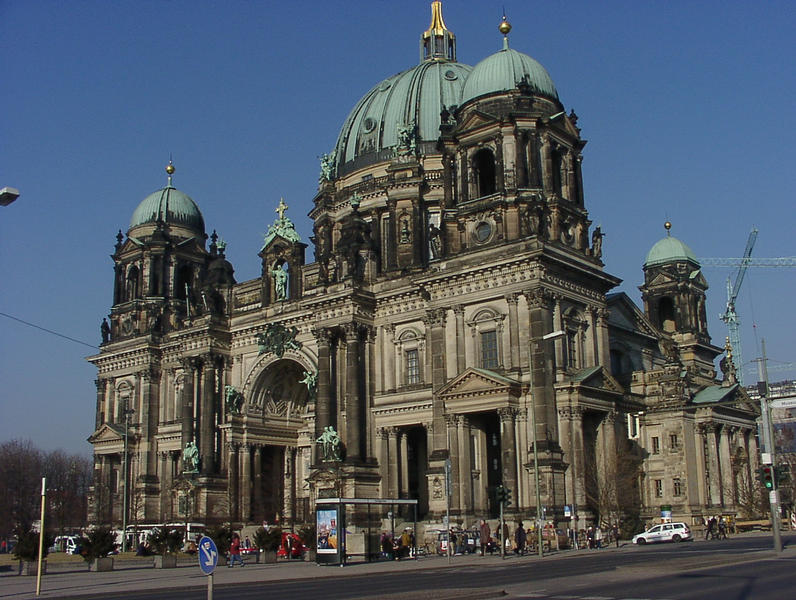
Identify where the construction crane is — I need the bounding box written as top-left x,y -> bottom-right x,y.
719,228 -> 757,385
700,230 -> 796,384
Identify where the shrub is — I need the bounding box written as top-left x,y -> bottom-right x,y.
297,524 -> 316,550
147,527 -> 183,555
206,525 -> 232,555
253,526 -> 282,552
13,527 -> 53,562
78,526 -> 116,563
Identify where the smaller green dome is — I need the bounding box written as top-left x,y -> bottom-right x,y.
129,186 -> 205,234
461,44 -> 558,105
644,235 -> 699,267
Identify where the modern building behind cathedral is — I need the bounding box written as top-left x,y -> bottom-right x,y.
88,3 -> 759,535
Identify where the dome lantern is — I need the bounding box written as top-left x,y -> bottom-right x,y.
420,1 -> 456,63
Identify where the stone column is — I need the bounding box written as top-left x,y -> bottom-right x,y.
253,445 -> 263,519
227,442 -> 239,522
595,309 -> 610,368
558,407 -> 574,515
601,411 -> 618,511
199,355 -> 216,475
453,306 -> 466,375
499,408 -> 518,508
399,432 -> 409,499
159,451 -> 170,520
457,416 -> 472,512
139,369 -> 159,481
718,426 -> 735,507
387,428 -> 399,499
553,298 -> 565,377
383,325 -> 396,392
426,309 -> 449,453
179,358 -> 196,452
239,444 -> 251,523
706,425 -> 722,506
314,328 -> 332,463
586,309 -> 598,367
540,135 -> 553,193
376,428 -> 389,496
695,423 -> 709,508
506,294 -> 520,372
284,448 -> 295,525
446,414 -> 461,510
344,323 -> 362,462
524,289 -> 559,449
95,379 -> 106,429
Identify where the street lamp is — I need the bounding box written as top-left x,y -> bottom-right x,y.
0,186 -> 20,206
121,404 -> 135,553
529,329 -> 565,558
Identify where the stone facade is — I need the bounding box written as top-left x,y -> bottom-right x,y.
87,3 -> 758,533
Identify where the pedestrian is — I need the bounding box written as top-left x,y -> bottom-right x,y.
611,523 -> 619,548
514,522 -> 526,555
228,533 -> 245,567
380,532 -> 393,560
479,519 -> 491,556
587,526 -> 595,549
705,516 -> 715,540
718,518 -> 727,540
595,526 -> 603,549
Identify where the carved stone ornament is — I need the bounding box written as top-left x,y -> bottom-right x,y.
256,322 -> 302,358
182,441 -> 199,474
224,385 -> 244,415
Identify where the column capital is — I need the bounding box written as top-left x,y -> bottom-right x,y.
523,288 -> 554,310
497,407 -> 518,422
312,326 -> 333,344
423,308 -> 447,328
342,322 -> 360,342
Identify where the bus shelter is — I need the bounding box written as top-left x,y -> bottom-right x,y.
315,498 -> 418,566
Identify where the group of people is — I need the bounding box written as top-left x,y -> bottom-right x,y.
380,529 -> 414,560
704,516 -> 729,540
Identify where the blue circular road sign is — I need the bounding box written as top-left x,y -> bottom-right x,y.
198,536 -> 218,575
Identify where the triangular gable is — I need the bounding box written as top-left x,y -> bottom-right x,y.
437,367 -> 522,400
607,292 -> 659,339
456,110 -> 499,133
568,365 -> 625,395
648,271 -> 676,287
87,423 -> 124,445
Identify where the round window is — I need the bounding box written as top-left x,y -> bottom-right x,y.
363,117 -> 376,133
475,221 -> 492,243
444,70 -> 458,81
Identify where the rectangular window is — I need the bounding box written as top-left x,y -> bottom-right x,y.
481,330 -> 499,370
654,479 -> 663,498
652,436 -> 660,454
673,478 -> 682,497
567,331 -> 577,369
406,349 -> 420,385
670,434 -> 679,450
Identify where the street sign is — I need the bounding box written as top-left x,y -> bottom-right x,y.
769,396 -> 796,409
198,536 -> 218,575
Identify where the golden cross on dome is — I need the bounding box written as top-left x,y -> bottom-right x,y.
276,197 -> 288,221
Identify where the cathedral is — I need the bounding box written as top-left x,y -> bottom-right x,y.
88,3 -> 759,535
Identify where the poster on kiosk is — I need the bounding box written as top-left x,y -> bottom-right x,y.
316,505 -> 344,564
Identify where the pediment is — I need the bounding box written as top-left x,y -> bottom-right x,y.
648,272 -> 676,287
437,367 -> 522,400
607,292 -> 659,338
570,365 -> 625,395
457,110 -> 499,133
88,423 -> 124,445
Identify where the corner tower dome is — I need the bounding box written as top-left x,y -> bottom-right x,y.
644,222 -> 699,268
460,19 -> 558,106
332,2 -> 472,176
128,162 -> 205,238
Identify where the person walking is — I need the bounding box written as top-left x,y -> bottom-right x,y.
228,533 -> 245,567
514,522 -> 527,555
611,523 -> 619,548
479,520 -> 491,556
705,516 -> 715,540
595,526 -> 603,549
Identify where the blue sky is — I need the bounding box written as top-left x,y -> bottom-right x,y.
1,1 -> 794,456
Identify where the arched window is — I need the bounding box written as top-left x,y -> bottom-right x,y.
126,266 -> 139,301
473,148 -> 496,197
658,297 -> 676,332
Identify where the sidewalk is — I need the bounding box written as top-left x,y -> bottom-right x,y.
0,532 -> 781,600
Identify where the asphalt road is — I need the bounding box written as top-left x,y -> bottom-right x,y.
12,533 -> 796,600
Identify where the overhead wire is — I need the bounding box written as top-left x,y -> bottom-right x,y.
0,311 -> 98,350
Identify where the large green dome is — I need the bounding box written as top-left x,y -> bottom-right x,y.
333,60 -> 472,175
129,185 -> 205,235
644,235 -> 699,268
461,42 -> 558,106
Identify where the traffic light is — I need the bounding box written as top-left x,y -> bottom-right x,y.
760,465 -> 774,490
496,485 -> 512,506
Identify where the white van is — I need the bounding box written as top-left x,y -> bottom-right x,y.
52,535 -> 81,554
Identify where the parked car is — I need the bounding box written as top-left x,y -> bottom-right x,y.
632,522 -> 692,544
